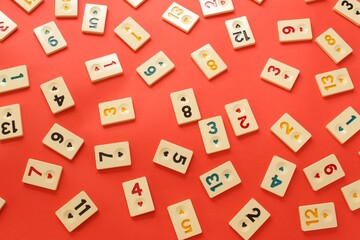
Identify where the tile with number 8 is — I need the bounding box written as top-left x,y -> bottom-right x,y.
162,2 -> 199,33
277,18 -> 312,42
14,0 -> 43,13
229,198 -> 270,240
199,0 -> 234,17
0,104 -> 23,141
167,199 -> 202,240
315,28 -> 353,64
136,51 -> 175,86
225,16 -> 256,49
299,202 -> 337,231
200,161 -> 241,198
98,97 -> 135,126
170,88 -> 201,125
271,113 -> 311,152
34,21 -> 67,55
0,11 -> 17,42
122,176 -> 155,217
42,123 -> 84,160
95,141 -> 131,170
333,0 -> 360,27
191,44 -> 227,80
0,65 -> 29,94
341,179 -> 360,211
225,99 -> 258,136
81,4 -> 107,34
85,53 -> 123,83
260,58 -> 300,91
22,158 -> 62,190
303,154 -> 345,191
55,0 -> 78,18
315,68 -> 354,97
260,156 -> 296,197
56,191 -> 98,232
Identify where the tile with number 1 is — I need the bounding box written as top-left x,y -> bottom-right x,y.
0,104 -> 23,141
0,11 -> 17,42
162,2 -> 199,33
341,179 -> 360,211
34,21 -> 67,55
225,16 -> 256,49
315,68 -> 354,97
122,176 -> 155,217
98,97 -> 135,126
81,4 -> 107,34
170,88 -> 201,125
333,0 -> 360,27
0,65 -> 29,94
199,0 -> 234,17
14,0 -> 43,13
299,202 -> 337,231
95,141 -> 131,170
55,0 -> 78,18
85,53 -> 123,82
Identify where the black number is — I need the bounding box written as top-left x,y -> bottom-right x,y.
74,198 -> 91,216
54,95 -> 65,107
173,152 -> 187,165
233,31 -> 251,43
1,120 -> 18,135
341,0 -> 353,10
246,208 -> 261,222
51,132 -> 64,143
182,105 -> 192,118
99,152 -> 113,162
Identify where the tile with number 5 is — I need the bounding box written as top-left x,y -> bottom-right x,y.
34,21 -> 67,55
0,104 -> 23,141
81,4 -> 107,34
170,88 -> 201,125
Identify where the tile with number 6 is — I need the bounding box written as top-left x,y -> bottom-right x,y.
0,11 -> 17,42
95,141 -> 131,170
0,104 -> 23,141
170,88 -> 201,125
98,97 -> 135,126
299,202 -> 337,231
341,179 -> 360,211
225,16 -> 256,49
34,21 -> 67,55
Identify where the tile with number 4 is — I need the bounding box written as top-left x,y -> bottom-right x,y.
153,140 -> 193,174
225,99 -> 258,136
315,28 -> 353,64
0,11 -> 17,42
136,51 -> 175,86
98,97 -> 135,126
82,4 -> 107,34
271,113 -> 311,152
261,156 -> 296,197
277,18 -> 312,42
56,191 -> 98,232
225,16 -> 256,49
200,161 -> 241,198
303,154 -> 345,191
341,179 -> 360,211
333,0 -> 360,27
0,197 -> 5,210
95,141 -> 131,170
40,77 -> 75,114
162,2 -> 199,33
229,198 -> 270,240
22,158 -> 62,190
199,0 -> 234,17
34,21 -> 67,55
198,116 -> 230,154
168,199 -> 202,240
42,123 -> 84,160
260,58 -> 300,91
14,0 -> 43,13
170,88 -> 201,125
326,106 -> 360,144
114,17 -> 150,51
85,53 -> 123,83
122,176 -> 155,217
0,104 -> 23,141
55,0 -> 78,18
315,68 -> 354,97
125,0 -> 146,8
191,44 -> 227,80
0,65 -> 29,94
299,202 -> 337,231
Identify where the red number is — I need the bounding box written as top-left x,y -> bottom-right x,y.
205,0 -> 217,8
324,164 -> 337,175
28,166 -> 42,177
238,116 -> 249,129
131,182 -> 143,196
267,66 -> 281,76
282,26 -> 295,34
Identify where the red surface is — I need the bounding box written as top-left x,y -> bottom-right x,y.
0,0 -> 359,239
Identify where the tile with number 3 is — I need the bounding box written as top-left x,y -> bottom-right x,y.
98,97 -> 135,126
170,88 -> 201,125
299,202 -> 337,231
34,21 -> 67,55
162,2 -> 199,33
225,16 -> 256,49
0,104 -> 23,141
333,0 -> 360,27
0,11 -> 17,42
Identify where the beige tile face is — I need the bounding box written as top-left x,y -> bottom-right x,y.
333,0 -> 360,27
98,97 -> 135,126
170,88 -> 201,125
125,0 -> 146,8
33,21 -> 67,55
56,191 -> 98,232
85,53 -> 123,82
199,0 -> 234,17
14,0 -> 43,13
55,0 -> 78,18
0,11 -> 17,42
0,197 -> 6,210
81,4 -> 107,34
162,2 -> 199,33
0,103 -> 23,141
341,179 -> 360,211
315,68 -> 354,97
167,199 -> 202,240
0,65 -> 29,94
95,141 -> 131,170
225,16 -> 256,49
299,202 -> 337,231
277,18 -> 312,42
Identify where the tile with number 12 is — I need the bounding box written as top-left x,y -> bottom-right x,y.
162,2 -> 199,33
299,202 -> 337,231
34,21 -> 67,55
0,104 -> 23,141
0,11 -> 17,42
0,65 -> 29,94
199,0 -> 234,17
225,16 -> 256,49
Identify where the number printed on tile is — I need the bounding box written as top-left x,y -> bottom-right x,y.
260,58 -> 300,91
81,4 -> 107,34
167,199 -> 202,240
125,0 -> 146,8
22,158 -> 62,190
170,88 -> 201,125
277,18 -> 312,42
153,139 -> 193,174
260,156 -> 296,197
225,99 -> 259,136
341,179 -> 360,211
225,16 -> 256,49
315,68 -> 354,97
55,191 -> 98,232
42,123 -> 84,160
199,0 -> 234,17
0,65 -> 29,94
14,0 -> 44,13
85,53 -> 123,82
198,116 -> 230,154
95,141 -> 131,170
191,44 -> 227,80
122,176 -> 155,217
98,97 -> 135,126
0,11 -> 17,42
200,161 -> 241,198
326,106 -> 360,144
55,0 -> 78,18
136,51 -> 175,86
271,113 -> 311,152
315,28 -> 353,64
299,202 -> 337,231
333,0 -> 360,27
0,104 -> 23,141
33,21 -> 67,55
114,17 -> 150,51
162,2 -> 199,33
303,154 -> 345,191
229,198 -> 270,239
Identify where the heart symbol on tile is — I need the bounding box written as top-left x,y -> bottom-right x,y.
180,97 -> 186,102
220,0 -> 226,5
179,209 -> 185,215
67,143 -> 73,148
353,193 -> 358,199
336,48 -> 341,52
47,173 -> 53,179
95,67 -> 100,71
121,107 -> 127,112
235,24 -> 241,28
137,201 -> 143,207
338,126 -> 344,132
279,167 -> 284,172
356,10 -> 360,15
323,213 -> 328,219
284,74 -> 289,79
1,78 -> 6,83
242,222 -> 247,228
299,27 -> 303,32
118,152 -> 123,158
225,173 -> 230,179
293,134 -> 300,140
314,173 -> 320,178
68,213 -> 73,219
236,108 -> 241,113
6,112 -> 11,117
45,30 -> 50,34
158,62 -> 164,67
163,151 -> 169,157
93,10 -> 98,14
213,139 -> 219,144
64,5 -> 70,11
52,86 -> 57,91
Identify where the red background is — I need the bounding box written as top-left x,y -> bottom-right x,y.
0,0 -> 359,239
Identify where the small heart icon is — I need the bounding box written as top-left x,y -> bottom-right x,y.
64,5 -> 70,11
356,10 -> 360,15
164,151 -> 169,157
1,78 -> 6,83
52,86 -> 57,91
118,152 -> 123,158
93,10 -> 98,14
314,173 -> 320,178
294,134 -> 300,140
67,143 -> 73,148
279,167 -> 284,172
323,213 -> 328,219
336,48 -> 341,52
299,27 -> 303,32
353,193 -> 358,199
225,173 -> 230,179
68,213 -> 73,219
6,112 -> 11,117
235,24 -> 241,28
45,30 -> 50,34
221,0 -> 226,5
284,74 -> 289,79
180,97 -> 186,102
137,201 -> 143,207
179,209 -> 185,215
213,139 -> 219,144
242,222 -> 247,228
95,67 -> 100,71
121,107 -> 127,112
47,173 -> 53,179
158,62 -> 164,66
236,108 -> 241,113
339,126 -> 344,132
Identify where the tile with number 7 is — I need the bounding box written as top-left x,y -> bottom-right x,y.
303,154 -> 345,191
122,176 -> 155,217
